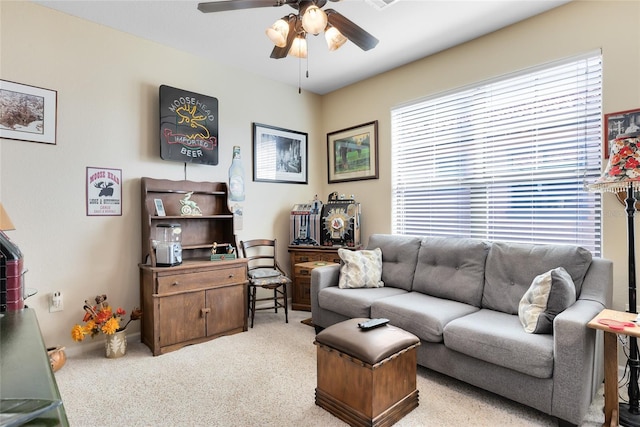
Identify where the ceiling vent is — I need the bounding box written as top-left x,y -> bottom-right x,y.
365,0 -> 400,10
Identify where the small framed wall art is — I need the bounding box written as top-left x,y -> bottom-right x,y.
86,167 -> 122,216
0,80 -> 57,145
604,108 -> 640,158
327,120 -> 379,183
252,123 -> 308,184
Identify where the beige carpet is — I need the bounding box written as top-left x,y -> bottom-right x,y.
54,309 -> 604,426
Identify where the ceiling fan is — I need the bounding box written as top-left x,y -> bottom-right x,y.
197,0 -> 379,59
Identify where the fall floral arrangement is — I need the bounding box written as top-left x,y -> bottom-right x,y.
71,294 -> 142,342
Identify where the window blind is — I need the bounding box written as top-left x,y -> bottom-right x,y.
391,52 -> 603,255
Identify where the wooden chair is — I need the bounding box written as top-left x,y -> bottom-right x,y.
240,239 -> 290,328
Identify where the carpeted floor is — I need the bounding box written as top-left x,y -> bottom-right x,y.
54,309 -> 604,426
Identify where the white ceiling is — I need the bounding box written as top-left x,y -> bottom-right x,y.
33,0 -> 571,95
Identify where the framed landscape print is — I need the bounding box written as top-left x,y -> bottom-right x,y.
0,80 -> 57,145
327,121 -> 379,183
252,123 -> 308,184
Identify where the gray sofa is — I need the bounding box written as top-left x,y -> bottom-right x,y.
311,234 -> 613,426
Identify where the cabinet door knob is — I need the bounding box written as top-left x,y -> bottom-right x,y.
201,308 -> 211,317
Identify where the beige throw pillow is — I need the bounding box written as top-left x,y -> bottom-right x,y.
518,267 -> 576,334
338,248 -> 384,289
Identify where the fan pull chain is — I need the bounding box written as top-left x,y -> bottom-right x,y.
298,56 -> 302,94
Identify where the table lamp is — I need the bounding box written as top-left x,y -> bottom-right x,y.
589,134 -> 640,426
0,203 -> 15,231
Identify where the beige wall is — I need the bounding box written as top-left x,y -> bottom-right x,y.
0,1 -> 323,351
321,0 -> 640,314
1,1 -> 639,352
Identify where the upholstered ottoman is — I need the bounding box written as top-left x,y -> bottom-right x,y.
314,318 -> 420,427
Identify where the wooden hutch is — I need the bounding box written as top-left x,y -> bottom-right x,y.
139,177 -> 248,356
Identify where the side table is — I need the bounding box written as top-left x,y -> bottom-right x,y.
293,261 -> 339,311
288,245 -> 348,311
587,308 -> 640,427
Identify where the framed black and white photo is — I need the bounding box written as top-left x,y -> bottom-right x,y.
604,108 -> 640,158
327,121 -> 379,183
86,167 -> 122,216
252,123 -> 308,184
0,80 -> 57,145
154,199 -> 166,216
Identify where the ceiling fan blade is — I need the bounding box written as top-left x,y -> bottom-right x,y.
270,17 -> 297,59
198,0 -> 285,14
326,9 -> 379,51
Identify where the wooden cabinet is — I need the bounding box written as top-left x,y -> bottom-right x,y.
140,260 -> 247,356
289,246 -> 353,311
140,178 -> 247,356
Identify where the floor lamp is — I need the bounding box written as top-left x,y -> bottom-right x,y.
589,135 -> 640,426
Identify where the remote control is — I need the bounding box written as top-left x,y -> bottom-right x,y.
358,318 -> 390,330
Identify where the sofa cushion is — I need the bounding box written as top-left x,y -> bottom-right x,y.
318,287 -> 407,319
482,242 -> 592,314
444,309 -> 554,379
518,267 -> 576,334
338,248 -> 384,289
366,234 -> 422,291
412,237 -> 490,307
371,292 -> 479,343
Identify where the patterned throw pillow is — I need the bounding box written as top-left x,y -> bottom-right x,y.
518,267 -> 576,334
338,248 -> 384,289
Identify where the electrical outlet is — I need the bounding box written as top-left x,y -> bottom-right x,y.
49,291 -> 63,312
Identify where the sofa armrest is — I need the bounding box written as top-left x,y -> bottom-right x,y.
551,297 -> 606,423
311,264 -> 341,327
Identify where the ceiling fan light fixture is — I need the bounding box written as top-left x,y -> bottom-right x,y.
301,5 -> 327,35
289,34 -> 308,58
325,26 -> 347,51
266,18 -> 290,47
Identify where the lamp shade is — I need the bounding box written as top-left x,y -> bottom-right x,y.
301,5 -> 327,35
289,35 -> 308,58
0,203 -> 15,231
325,26 -> 347,51
266,18 -> 290,47
588,136 -> 640,192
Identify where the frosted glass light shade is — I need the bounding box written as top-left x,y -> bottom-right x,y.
289,35 -> 308,58
325,26 -> 347,51
266,19 -> 290,47
0,203 -> 15,231
301,5 -> 327,35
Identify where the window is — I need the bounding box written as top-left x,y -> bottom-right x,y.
391,52 -> 602,255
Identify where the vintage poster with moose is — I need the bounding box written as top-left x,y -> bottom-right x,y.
159,85 -> 219,165
86,167 -> 122,216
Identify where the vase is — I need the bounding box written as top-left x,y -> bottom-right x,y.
47,346 -> 66,372
105,330 -> 127,358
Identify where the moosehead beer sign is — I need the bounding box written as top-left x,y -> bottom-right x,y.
86,166 -> 122,216
159,85 -> 219,165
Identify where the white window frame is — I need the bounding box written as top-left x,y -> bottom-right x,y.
391,51 -> 603,255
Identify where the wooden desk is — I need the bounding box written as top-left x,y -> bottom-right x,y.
588,309 -> 640,427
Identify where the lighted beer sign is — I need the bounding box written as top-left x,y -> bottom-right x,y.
159,85 -> 219,165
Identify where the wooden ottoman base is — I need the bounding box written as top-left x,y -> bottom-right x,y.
314,319 -> 420,427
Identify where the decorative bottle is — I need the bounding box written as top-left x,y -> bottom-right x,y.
228,146 -> 245,201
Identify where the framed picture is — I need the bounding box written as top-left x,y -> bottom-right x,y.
252,123 -> 308,184
604,108 -> 640,158
327,120 -> 379,183
0,80 -> 57,145
154,199 -> 166,216
86,167 -> 122,216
